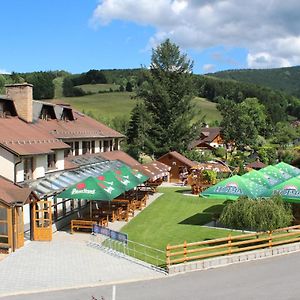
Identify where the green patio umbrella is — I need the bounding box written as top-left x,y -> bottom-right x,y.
261,176 -> 300,203
200,175 -> 268,200
259,165 -> 292,185
113,165 -> 141,191
274,162 -> 300,177
57,175 -> 125,201
242,169 -> 278,188
129,166 -> 149,183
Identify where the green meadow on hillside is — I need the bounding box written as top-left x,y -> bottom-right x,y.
77,83 -> 120,93
53,81 -> 221,124
53,91 -> 136,121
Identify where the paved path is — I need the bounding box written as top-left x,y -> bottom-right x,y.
5,250 -> 300,300
0,192 -> 165,298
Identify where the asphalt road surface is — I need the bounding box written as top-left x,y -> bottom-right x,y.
4,251 -> 300,300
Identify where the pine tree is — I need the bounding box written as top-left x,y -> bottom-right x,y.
136,39 -> 200,157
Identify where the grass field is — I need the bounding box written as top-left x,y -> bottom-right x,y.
53,91 -> 136,121
53,93 -> 221,124
77,83 -> 120,93
192,97 -> 221,123
121,187 -> 235,251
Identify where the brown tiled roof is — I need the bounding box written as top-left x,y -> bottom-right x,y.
158,151 -> 195,168
0,117 -> 70,155
246,161 -> 266,170
0,177 -> 33,206
99,150 -> 141,168
190,127 -> 221,149
31,109 -> 124,139
139,160 -> 170,180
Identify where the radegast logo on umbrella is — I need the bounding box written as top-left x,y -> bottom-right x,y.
276,185 -> 300,197
115,170 -> 130,186
215,182 -> 242,195
97,176 -> 115,194
71,182 -> 96,195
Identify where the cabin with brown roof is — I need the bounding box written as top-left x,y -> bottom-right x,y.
190,127 -> 224,150
157,151 -> 194,183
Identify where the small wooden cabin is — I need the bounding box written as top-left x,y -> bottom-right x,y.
0,177 -> 38,253
157,151 -> 194,183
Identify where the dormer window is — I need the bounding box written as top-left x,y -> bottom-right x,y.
39,105 -> 56,121
60,108 -> 74,121
0,99 -> 17,117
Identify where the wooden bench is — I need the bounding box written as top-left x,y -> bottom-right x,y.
71,219 -> 97,234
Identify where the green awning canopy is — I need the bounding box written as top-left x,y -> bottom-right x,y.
200,175 -> 268,200
57,172 -> 125,201
261,176 -> 300,203
113,166 -> 141,191
258,165 -> 292,185
241,169 -> 276,188
274,162 -> 300,177
118,164 -> 148,184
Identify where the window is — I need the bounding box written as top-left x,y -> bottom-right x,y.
64,142 -> 73,157
110,140 -> 113,151
114,139 -> 118,150
0,205 -> 8,245
91,141 -> 95,153
82,141 -> 91,154
23,157 -> 33,180
74,141 -> 79,156
103,140 -> 109,152
47,153 -> 56,170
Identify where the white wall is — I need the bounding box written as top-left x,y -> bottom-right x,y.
55,150 -> 64,170
33,155 -> 47,179
0,147 -> 15,181
16,160 -> 24,183
95,140 -> 100,153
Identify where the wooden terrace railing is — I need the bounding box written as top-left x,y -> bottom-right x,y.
166,225 -> 300,267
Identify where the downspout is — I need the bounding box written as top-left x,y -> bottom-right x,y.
14,156 -> 22,184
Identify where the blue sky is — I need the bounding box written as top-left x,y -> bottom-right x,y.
0,1 -> 299,75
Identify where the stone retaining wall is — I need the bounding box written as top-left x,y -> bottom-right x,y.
168,242 -> 300,274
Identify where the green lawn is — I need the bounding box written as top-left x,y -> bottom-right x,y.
76,83 -> 120,93
192,97 -> 222,123
121,187 -> 234,251
53,92 -> 136,121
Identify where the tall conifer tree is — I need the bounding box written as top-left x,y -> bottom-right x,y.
135,39 -> 199,157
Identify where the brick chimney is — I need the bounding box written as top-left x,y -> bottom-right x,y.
5,83 -> 33,123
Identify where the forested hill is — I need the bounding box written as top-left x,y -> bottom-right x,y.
209,66 -> 300,97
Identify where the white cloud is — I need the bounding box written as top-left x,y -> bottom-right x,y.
91,0 -> 300,68
0,68 -> 10,75
202,64 -> 215,73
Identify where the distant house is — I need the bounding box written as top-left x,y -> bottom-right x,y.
157,151 -> 194,183
190,127 -> 224,150
245,160 -> 266,171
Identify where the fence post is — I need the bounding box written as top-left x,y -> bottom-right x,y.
166,244 -> 171,268
184,240 -> 187,262
228,234 -> 232,255
269,231 -> 272,248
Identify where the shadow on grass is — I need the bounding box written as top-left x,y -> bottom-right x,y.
203,204 -> 225,215
179,204 -> 226,226
179,213 -> 212,225
175,189 -> 192,194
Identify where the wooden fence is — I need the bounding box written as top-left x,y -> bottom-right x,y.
166,225 -> 300,267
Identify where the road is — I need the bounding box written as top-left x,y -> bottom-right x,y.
3,251 -> 300,300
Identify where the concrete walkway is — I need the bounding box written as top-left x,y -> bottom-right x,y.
0,192 -> 165,297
